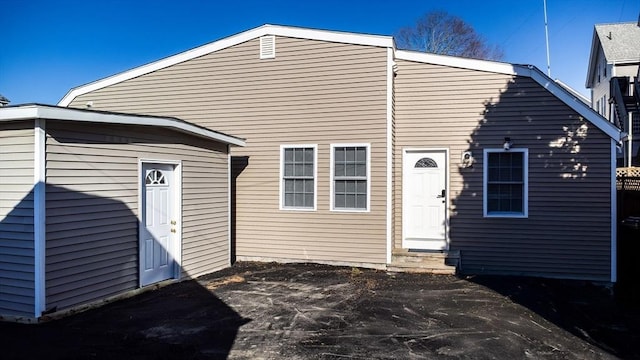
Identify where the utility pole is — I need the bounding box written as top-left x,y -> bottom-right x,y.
543,0 -> 551,77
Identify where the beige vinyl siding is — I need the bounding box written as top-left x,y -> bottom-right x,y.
69,37 -> 389,265
0,121 -> 35,317
394,60 -> 612,281
45,121 -> 229,311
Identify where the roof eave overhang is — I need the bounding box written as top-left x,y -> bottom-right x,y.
0,105 -> 246,146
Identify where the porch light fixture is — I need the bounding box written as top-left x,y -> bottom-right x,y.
503,137 -> 512,151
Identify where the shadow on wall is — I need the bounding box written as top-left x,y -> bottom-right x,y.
451,77 -> 609,279
450,77 -> 632,356
0,184 -> 249,358
230,156 -> 250,264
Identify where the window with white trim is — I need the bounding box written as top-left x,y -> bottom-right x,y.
484,149 -> 528,217
331,144 -> 369,211
281,145 -> 316,210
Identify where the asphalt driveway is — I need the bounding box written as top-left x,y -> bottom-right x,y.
2,262 -> 639,359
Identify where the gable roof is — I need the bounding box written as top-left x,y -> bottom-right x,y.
586,22 -> 640,87
0,104 -> 246,146
58,24 -> 620,141
58,24 -> 394,106
396,50 -> 620,140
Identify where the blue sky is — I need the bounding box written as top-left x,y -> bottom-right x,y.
1,0 -> 639,104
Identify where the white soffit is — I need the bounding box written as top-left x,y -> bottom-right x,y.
0,105 -> 246,147
58,24 -> 394,106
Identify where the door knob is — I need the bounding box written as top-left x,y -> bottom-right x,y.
436,189 -> 445,198
171,229 -> 176,233
171,220 -> 176,225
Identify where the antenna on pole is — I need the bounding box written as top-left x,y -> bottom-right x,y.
543,0 -> 551,77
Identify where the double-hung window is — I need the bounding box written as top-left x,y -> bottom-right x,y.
483,149 -> 528,217
331,144 -> 369,211
281,145 -> 316,210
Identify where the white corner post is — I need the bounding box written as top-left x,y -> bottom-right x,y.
611,139 -> 617,283
34,119 -> 46,318
386,47 -> 394,264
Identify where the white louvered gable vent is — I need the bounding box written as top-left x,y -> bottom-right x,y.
260,35 -> 275,59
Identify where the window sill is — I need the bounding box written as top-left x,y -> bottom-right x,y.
484,212 -> 527,219
280,207 -> 316,212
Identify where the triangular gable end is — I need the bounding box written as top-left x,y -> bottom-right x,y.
58,24 -> 394,106
395,50 -> 620,141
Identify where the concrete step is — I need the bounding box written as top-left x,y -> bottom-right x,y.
387,249 -> 460,275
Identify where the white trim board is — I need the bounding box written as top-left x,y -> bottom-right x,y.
58,24 -> 394,106
0,104 -> 245,147
33,119 -> 46,318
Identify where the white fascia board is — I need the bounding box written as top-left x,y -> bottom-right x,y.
58,24 -> 394,106
0,105 -> 246,147
395,50 -> 521,76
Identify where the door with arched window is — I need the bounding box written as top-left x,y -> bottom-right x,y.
140,162 -> 179,286
402,149 -> 448,250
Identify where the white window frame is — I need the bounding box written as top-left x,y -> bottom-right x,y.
330,143 -> 371,212
483,148 -> 528,218
279,144 -> 317,211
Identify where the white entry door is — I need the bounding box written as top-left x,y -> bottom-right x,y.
402,150 -> 448,250
140,163 -> 177,286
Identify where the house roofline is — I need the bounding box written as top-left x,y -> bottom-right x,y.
396,49 -> 620,141
0,104 -> 246,146
58,24 -> 395,106
585,28 -> 601,88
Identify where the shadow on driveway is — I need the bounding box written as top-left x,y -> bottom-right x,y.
2,262 -> 639,359
469,275 -> 640,359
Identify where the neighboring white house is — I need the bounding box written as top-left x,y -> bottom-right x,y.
586,21 -> 640,166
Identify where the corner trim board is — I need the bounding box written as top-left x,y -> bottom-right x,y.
386,47 -> 394,264
33,119 -> 46,318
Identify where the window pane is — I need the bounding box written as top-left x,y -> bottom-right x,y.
356,147 -> 366,162
356,164 -> 366,177
346,148 -> 355,161
356,180 -> 366,193
285,179 -> 294,192
345,163 -> 355,176
304,164 -> 313,177
284,148 -> 293,162
335,194 -> 345,208
345,194 -> 356,208
304,148 -> 313,162
335,148 -> 345,163
284,164 -> 293,177
305,179 -> 314,192
346,180 -> 356,193
356,194 -> 366,209
335,180 -> 345,193
294,180 -> 304,192
335,164 -> 345,177
284,193 -> 294,207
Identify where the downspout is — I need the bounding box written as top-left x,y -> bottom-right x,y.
34,119 -> 46,319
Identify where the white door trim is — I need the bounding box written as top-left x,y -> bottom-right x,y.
402,148 -> 450,250
138,159 -> 182,287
